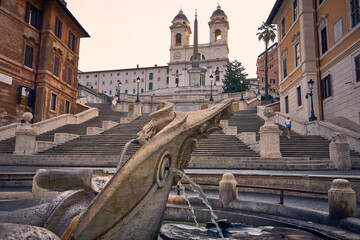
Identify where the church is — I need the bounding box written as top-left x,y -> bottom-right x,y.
77,5 -> 230,96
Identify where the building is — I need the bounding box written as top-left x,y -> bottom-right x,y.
77,83 -> 105,104
77,65 -> 169,97
266,0 -> 360,124
78,5 -> 231,98
0,0 -> 89,126
246,77 -> 261,93
168,6 -> 230,88
256,43 -> 279,93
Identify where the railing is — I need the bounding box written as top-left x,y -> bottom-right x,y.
177,182 -> 328,205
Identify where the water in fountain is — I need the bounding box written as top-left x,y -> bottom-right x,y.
117,139 -> 138,169
177,180 -> 199,227
170,168 -> 225,239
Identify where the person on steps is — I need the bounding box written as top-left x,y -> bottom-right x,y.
285,117 -> 291,139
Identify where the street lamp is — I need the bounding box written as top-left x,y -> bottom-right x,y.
117,80 -> 122,103
305,79 -> 317,121
209,75 -> 214,101
240,79 -> 244,101
257,77 -> 260,95
136,77 -> 140,102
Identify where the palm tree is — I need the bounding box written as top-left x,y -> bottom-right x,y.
257,22 -> 276,101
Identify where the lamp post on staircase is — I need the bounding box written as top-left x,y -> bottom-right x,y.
136,77 -> 140,103
209,75 -> 214,101
117,80 -> 122,103
305,79 -> 317,121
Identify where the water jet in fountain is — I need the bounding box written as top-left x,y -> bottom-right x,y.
171,167 -> 225,239
117,138 -> 139,169
177,180 -> 199,227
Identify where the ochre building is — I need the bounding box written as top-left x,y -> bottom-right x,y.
0,0 -> 89,126
267,0 -> 360,124
256,43 -> 279,93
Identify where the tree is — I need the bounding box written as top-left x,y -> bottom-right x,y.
222,60 -> 248,93
257,22 -> 276,101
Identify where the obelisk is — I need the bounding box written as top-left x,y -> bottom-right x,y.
188,9 -> 203,86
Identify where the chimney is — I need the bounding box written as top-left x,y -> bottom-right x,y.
154,64 -> 158,67
137,64 -> 139,68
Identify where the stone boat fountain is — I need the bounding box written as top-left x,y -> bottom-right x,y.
0,99 -> 234,239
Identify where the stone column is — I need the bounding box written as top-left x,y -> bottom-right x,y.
13,112 -> 37,155
259,107 -> 282,158
219,173 -> 238,208
329,133 -> 351,170
328,179 -> 356,223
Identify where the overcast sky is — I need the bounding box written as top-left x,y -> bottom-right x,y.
66,0 -> 277,78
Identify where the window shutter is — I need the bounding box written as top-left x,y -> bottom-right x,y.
327,75 -> 332,97
25,2 -> 31,23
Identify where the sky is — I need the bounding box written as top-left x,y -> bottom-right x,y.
66,0 -> 277,78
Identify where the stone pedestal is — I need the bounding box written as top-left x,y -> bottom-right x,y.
328,179 -> 356,222
219,173 -> 238,208
329,133 -> 351,170
259,107 -> 282,158
13,113 -> 36,155
133,102 -> 143,117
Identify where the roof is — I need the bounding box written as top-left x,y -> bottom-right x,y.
56,0 -> 90,37
173,10 -> 188,21
211,6 -> 227,18
78,65 -> 169,75
266,0 -> 283,24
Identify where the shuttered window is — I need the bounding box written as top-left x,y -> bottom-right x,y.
296,86 -> 302,106
55,17 -> 62,39
54,56 -> 60,77
67,67 -> 73,85
24,45 -> 34,68
321,75 -> 332,99
68,32 -> 77,52
354,54 -> 360,82
25,2 -> 42,30
320,27 -> 328,54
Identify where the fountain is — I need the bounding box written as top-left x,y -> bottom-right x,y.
0,99 -> 234,239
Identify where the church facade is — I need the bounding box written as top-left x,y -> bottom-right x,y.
78,6 -> 230,96
168,6 -> 230,88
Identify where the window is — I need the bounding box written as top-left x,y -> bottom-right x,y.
350,0 -> 360,27
283,58 -> 288,78
215,29 -> 221,41
50,93 -> 56,111
25,2 -> 42,30
102,81 -> 105,85
133,79 -> 136,83
270,79 -> 275,84
125,80 -> 128,83
133,89 -> 135,94
68,31 -> 77,52
142,71 -> 144,74
103,74 -> 105,77
86,75 -> 89,78
94,74 -> 97,77
55,17 -> 62,39
216,76 -> 220,82
117,73 -> 120,76
321,75 -> 332,99
110,73 -> 112,76
295,43 -> 300,67
319,0 -> 324,5
24,45 -> 34,68
158,70 -> 161,73
67,67 -> 72,85
175,77 -> 179,84
53,56 -> 60,77
149,82 -> 153,90
269,64 -> 274,69
65,100 -> 70,114
141,88 -> 144,93
95,82 -> 97,85
175,33 -> 182,45
166,68 -> 169,74
109,90 -> 112,95
125,89 -> 128,94
296,86 -> 302,106
110,81 -> 112,85
141,78 -> 144,82
190,53 -> 206,61
149,73 -> 153,80
158,77 -> 161,81
166,77 -> 169,84
134,72 -> 136,75
355,54 -> 360,82
262,77 -> 265,83
293,0 -> 298,22
281,17 -> 286,38
126,72 -> 128,75
320,27 -> 328,54
285,96 -> 289,113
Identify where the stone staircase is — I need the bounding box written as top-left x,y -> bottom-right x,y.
227,109 -> 360,167
0,104 -> 126,154
193,134 -> 259,157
